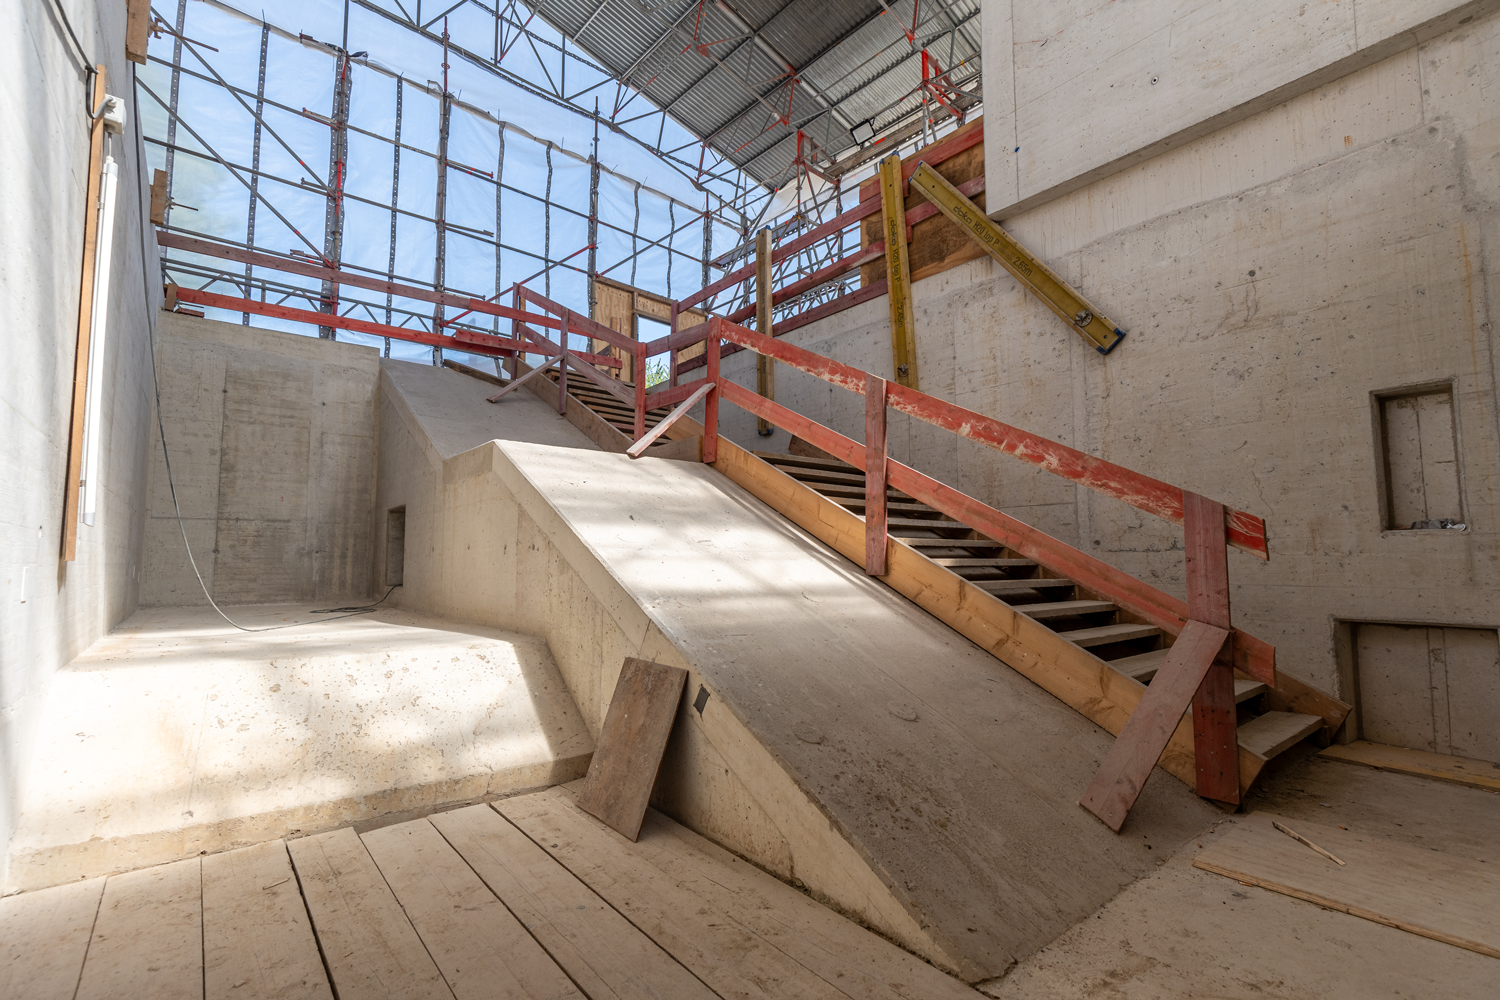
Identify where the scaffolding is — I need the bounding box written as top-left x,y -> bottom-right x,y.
139,0 -> 982,363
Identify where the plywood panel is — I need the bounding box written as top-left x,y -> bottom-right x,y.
0,877 -> 104,999
1194,812 -> 1500,959
202,840 -> 332,1000
430,804 -> 713,1000
362,820 -> 581,1000
286,827 -> 450,1000
75,858 -> 202,1000
575,657 -> 687,841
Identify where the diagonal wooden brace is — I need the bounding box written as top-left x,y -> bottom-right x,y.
626,382 -> 714,458
486,353 -> 565,403
1079,619 -> 1232,831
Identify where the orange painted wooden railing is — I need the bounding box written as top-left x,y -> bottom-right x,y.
688,315 -> 1268,811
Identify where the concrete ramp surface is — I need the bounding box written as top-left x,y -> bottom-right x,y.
382,360 -> 1223,980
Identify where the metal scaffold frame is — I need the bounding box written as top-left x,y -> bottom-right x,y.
142,0 -> 982,359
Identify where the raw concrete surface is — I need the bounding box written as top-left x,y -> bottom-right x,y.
721,7 -> 1500,710
3,604 -> 592,893
981,0 -> 1497,216
378,361 -> 1225,980
982,754 -> 1500,999
1,0 -> 162,886
141,312 -> 381,606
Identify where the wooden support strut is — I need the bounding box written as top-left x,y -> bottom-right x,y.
703,319 -> 721,464
755,227 -> 774,435
906,162 -> 1126,355
1185,490 -> 1240,804
878,154 -> 918,388
62,65 -> 109,563
865,373 -> 888,576
556,312 -> 569,414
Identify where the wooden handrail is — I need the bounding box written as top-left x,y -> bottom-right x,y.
715,376 -> 1276,686
710,317 -> 1269,559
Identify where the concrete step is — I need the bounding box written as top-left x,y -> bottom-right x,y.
1020,600 -> 1119,620
1056,623 -> 1162,648
1238,711 -> 1324,759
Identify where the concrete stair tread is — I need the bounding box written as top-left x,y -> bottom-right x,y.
1019,600 -> 1118,620
1056,623 -> 1162,647
1238,711 -> 1324,759
975,578 -> 1076,595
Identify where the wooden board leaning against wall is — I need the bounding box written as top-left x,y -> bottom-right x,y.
860,117 -> 986,288
592,276 -> 709,382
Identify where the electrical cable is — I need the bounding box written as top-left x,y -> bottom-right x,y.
131,66 -> 399,633
43,0 -> 93,74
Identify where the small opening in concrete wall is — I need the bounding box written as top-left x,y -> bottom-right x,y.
1373,383 -> 1462,530
386,506 -> 406,587
1346,622 -> 1500,762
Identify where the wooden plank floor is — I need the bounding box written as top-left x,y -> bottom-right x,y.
0,788 -> 982,1000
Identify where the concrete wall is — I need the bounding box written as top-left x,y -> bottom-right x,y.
141,313 -> 380,606
720,4 -> 1500,706
0,1 -> 162,884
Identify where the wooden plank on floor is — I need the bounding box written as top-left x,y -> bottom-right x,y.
287,827 -> 451,1000
0,876 -> 104,999
625,805 -> 981,1000
75,857 -> 202,1000
361,819 -> 582,1000
575,658 -> 688,841
1321,741 -> 1500,792
1193,811 -> 1500,958
498,788 -> 977,1000
429,804 -> 713,1000
202,840 -> 332,1000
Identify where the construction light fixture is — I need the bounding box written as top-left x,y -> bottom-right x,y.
81,144 -> 121,526
850,119 -> 876,144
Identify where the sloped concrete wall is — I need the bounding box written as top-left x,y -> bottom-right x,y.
140,313 -> 380,606
719,8 -> 1500,707
0,0 -> 162,886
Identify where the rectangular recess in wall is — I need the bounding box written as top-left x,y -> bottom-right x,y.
385,506 -> 406,587
1351,622 -> 1500,762
1374,383 -> 1461,530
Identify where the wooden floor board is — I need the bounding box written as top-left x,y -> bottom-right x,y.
1321,741 -> 1500,792
361,819 -> 583,1000
75,857 -> 203,1000
287,827 -> 452,1000
497,788 -> 977,1000
629,807 -> 980,1000
202,840 -> 332,1000
0,876 -> 104,999
430,803 -> 714,1000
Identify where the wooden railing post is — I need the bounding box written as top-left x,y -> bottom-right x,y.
557,311 -> 569,414
1184,490 -> 1240,804
865,373 -> 888,576
634,340 -> 647,440
755,227 -> 774,436
668,299 -> 680,387
703,319 -> 720,463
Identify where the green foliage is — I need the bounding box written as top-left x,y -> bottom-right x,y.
645,358 -> 670,388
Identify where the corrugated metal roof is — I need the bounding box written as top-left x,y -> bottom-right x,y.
537,0 -> 982,190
